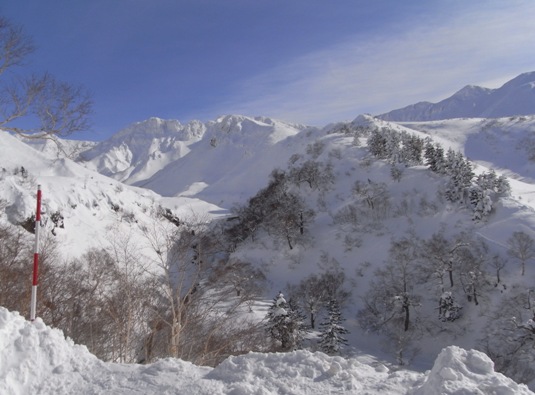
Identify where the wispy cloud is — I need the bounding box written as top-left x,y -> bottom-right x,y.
213,2 -> 535,126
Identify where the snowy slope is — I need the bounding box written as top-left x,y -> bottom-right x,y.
0,130 -> 224,258
377,71 -> 535,121
16,136 -> 96,160
78,115 -> 319,205
224,115 -> 535,361
398,116 -> 535,182
1,307 -> 531,395
79,117 -> 206,184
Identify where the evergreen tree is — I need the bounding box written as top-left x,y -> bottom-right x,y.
287,298 -> 308,350
470,186 -> 493,221
318,299 -> 349,355
266,292 -> 307,351
433,144 -> 446,174
424,140 -> 437,171
445,152 -> 473,203
367,128 -> 388,159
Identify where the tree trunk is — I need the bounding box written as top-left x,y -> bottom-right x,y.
403,302 -> 410,332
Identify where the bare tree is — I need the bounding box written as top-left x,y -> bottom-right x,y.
353,179 -> 390,222
0,223 -> 32,314
418,232 -> 471,291
507,231 -> 535,276
480,289 -> 535,385
140,216 -> 266,365
292,271 -> 350,329
358,238 -> 422,364
488,253 -> 507,286
0,17 -> 92,139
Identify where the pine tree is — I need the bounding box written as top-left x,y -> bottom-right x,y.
286,298 -> 308,350
266,292 -> 307,351
367,128 -> 388,159
318,299 -> 349,355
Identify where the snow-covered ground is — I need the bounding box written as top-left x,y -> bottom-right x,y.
1,307 -> 531,395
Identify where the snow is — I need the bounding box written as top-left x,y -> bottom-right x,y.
378,71 -> 535,122
3,74 -> 535,392
0,306 -> 531,395
0,131 -> 225,258
80,115 -> 318,205
412,346 -> 532,395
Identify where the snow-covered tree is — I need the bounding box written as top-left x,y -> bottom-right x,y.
507,231 -> 535,276
288,159 -> 334,191
353,179 -> 390,221
480,289 -> 535,385
226,169 -> 315,250
445,151 -> 473,203
399,131 -> 424,165
470,186 -> 493,221
367,128 -> 388,159
438,292 -> 462,322
318,299 -> 349,354
266,292 -> 307,351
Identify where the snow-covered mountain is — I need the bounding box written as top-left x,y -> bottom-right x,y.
78,117 -> 206,185
0,131 -> 224,258
377,71 -> 535,121
79,115 -> 318,205
4,71 -> 535,392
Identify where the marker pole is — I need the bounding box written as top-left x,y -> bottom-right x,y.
30,185 -> 42,321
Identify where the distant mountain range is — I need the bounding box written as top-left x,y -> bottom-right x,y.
77,115 -> 317,205
377,71 -> 535,121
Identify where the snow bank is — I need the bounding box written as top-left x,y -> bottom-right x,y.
411,346 -> 533,395
0,308 -> 99,395
207,349 -> 419,394
0,307 -> 532,394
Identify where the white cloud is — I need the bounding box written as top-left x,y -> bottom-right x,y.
214,1 -> 535,126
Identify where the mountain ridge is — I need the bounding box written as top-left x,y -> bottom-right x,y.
377,71 -> 535,121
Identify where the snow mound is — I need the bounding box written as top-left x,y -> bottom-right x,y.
411,346 -> 533,395
207,350 -> 417,394
0,307 -> 532,394
0,307 -> 99,395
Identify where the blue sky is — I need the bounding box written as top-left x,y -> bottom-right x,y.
1,0 -> 534,141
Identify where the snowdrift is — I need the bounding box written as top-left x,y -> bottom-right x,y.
0,307 -> 531,395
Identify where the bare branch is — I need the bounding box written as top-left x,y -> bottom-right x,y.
0,17 -> 92,138
0,17 -> 35,75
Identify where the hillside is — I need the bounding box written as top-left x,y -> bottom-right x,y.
4,110 -> 535,390
377,71 -> 535,121
0,131 -> 224,258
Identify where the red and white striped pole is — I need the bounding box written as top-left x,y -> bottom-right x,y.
30,184 -> 42,321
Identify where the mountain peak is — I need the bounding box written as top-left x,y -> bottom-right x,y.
113,118 -> 184,140
453,84 -> 491,98
500,71 -> 535,90
377,71 -> 535,121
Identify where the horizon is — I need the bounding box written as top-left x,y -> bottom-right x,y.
1,1 -> 534,141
